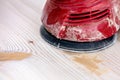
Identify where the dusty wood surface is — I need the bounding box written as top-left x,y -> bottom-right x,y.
0,0 -> 120,80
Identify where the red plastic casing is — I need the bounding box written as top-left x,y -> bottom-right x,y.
42,0 -> 120,42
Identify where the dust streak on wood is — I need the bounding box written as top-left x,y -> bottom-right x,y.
73,54 -> 107,76
63,51 -> 108,75
0,52 -> 31,61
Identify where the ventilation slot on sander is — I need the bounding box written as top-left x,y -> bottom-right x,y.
66,9 -> 110,25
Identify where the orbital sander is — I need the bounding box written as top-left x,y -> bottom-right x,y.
41,0 -> 120,52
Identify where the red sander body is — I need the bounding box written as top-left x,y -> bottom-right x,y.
41,0 -> 120,52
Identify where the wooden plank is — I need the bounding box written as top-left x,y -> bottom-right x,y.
0,0 -> 120,80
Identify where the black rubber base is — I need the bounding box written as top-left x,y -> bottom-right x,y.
40,25 -> 116,52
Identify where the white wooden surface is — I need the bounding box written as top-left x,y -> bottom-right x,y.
0,0 -> 120,80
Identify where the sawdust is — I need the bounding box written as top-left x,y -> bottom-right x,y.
63,51 -> 108,76
63,51 -> 81,56
73,54 -> 107,76
0,52 -> 31,61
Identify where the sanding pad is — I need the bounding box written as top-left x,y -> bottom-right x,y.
40,25 -> 117,52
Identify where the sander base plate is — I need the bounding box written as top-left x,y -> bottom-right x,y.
40,25 -> 117,52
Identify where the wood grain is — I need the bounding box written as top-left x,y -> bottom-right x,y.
0,0 -> 120,80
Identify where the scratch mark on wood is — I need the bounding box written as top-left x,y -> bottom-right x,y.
28,40 -> 34,45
